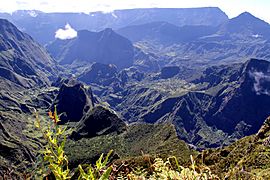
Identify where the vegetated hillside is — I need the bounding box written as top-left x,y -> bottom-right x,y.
0,78 -> 196,177
118,12 -> 270,71
53,81 -> 192,168
0,18 -> 59,116
46,28 -> 134,69
0,19 -> 59,176
197,116 -> 270,179
66,122 -> 195,169
0,7 -> 228,45
0,18 -> 57,90
82,59 -> 270,149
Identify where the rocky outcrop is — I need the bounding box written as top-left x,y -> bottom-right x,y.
71,106 -> 127,140
52,80 -> 95,123
256,116 -> 270,140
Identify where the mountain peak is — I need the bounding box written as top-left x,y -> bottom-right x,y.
47,28 -> 134,69
219,11 -> 270,37
238,11 -> 255,17
233,11 -> 263,23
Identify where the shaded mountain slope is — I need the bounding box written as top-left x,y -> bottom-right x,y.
47,28 -> 134,69
0,18 -> 57,89
78,63 -> 119,86
52,80 -> 95,123
205,59 -> 270,135
71,106 -> 127,139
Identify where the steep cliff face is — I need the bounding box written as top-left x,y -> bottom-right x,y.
205,59 -> 270,135
52,80 -> 95,123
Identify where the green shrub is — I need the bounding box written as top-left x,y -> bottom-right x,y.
126,156 -> 219,180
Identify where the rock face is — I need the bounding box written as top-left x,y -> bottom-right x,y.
71,106 -> 127,139
256,116 -> 270,139
52,80 -> 95,123
47,28 -> 134,69
205,59 -> 270,135
0,18 -> 57,89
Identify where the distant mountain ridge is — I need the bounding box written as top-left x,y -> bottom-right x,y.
117,21 -> 218,44
0,7 -> 228,44
118,12 -> 270,71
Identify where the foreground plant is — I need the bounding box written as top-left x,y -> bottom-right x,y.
33,107 -> 114,180
78,150 -> 113,180
34,106 -> 71,179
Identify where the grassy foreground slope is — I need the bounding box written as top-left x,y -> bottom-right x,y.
198,116 -> 270,179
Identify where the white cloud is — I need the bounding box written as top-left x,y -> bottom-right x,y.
55,23 -> 77,40
252,34 -> 263,38
28,10 -> 38,17
249,71 -> 270,95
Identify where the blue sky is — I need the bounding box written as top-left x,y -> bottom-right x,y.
0,0 -> 270,23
